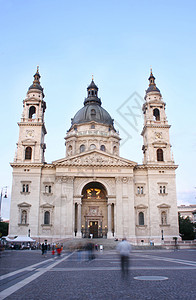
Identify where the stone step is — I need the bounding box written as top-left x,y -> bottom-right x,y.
61,238 -> 118,250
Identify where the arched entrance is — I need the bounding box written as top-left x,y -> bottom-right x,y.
81,182 -> 108,238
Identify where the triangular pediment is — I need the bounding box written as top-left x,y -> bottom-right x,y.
40,203 -> 54,209
52,150 -> 137,167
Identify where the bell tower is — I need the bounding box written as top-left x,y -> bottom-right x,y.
14,67 -> 47,163
141,70 -> 174,165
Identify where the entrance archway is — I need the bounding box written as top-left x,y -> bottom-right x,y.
81,182 -> 108,238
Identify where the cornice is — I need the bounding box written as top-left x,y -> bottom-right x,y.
10,162 -> 46,168
18,122 -> 45,127
135,164 -> 178,170
141,124 -> 171,135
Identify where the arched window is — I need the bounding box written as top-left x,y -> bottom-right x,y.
90,144 -> 96,150
44,211 -> 50,225
22,184 -> 29,193
68,145 -> 72,156
29,106 -> 36,119
160,185 -> 166,194
100,145 -> 106,151
161,211 -> 167,225
157,149 -> 163,161
139,212 -> 144,225
21,210 -> 27,224
91,109 -> 96,116
25,147 -> 32,160
113,146 -> 117,155
80,144 -> 85,153
153,108 -> 160,121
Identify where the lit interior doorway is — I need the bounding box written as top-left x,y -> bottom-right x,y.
81,182 -> 108,238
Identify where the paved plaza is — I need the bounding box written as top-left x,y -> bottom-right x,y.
0,248 -> 196,299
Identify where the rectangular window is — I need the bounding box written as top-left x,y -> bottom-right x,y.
45,185 -> 52,194
137,186 -> 144,194
160,186 -> 166,194
21,182 -> 30,193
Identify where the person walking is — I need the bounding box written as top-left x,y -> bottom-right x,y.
116,238 -> 131,278
41,243 -> 45,256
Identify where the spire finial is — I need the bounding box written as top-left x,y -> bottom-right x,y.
37,65 -> 39,73
150,67 -> 152,74
92,74 -> 94,81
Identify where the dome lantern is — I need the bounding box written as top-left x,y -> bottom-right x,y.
71,77 -> 114,127
145,69 -> 161,96
84,76 -> 101,106
28,66 -> 44,97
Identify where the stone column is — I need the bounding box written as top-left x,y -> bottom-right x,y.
107,203 -> 112,238
76,203 -> 82,238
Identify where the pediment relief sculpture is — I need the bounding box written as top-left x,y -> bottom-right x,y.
53,151 -> 136,167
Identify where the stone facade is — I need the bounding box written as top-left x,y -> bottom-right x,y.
9,69 -> 179,245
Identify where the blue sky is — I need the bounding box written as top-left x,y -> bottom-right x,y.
0,0 -> 196,219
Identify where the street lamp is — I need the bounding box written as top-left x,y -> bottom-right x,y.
0,186 -> 8,221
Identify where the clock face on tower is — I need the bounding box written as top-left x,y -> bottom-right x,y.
155,132 -> 162,139
26,130 -> 34,138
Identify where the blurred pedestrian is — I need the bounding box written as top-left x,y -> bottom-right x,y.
44,241 -> 47,257
41,243 -> 45,255
56,244 -> 61,257
116,238 -> 131,278
77,243 -> 83,262
86,242 -> 95,261
52,245 -> 55,256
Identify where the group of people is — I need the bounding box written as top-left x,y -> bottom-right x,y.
41,237 -> 132,278
41,242 -> 63,257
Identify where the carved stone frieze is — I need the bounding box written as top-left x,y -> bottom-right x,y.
55,176 -> 74,183
115,177 -> 132,184
56,153 -> 132,167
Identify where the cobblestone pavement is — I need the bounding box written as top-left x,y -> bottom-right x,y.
0,249 -> 196,299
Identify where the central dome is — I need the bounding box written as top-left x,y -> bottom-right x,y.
72,103 -> 114,126
71,79 -> 114,126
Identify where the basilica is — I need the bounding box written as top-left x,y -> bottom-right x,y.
9,68 -> 179,244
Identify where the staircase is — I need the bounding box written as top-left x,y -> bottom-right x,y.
62,238 -> 118,250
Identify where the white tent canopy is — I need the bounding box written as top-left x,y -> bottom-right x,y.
1,236 -> 14,242
12,236 -> 36,243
